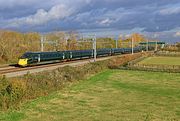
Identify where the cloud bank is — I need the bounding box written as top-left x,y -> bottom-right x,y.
0,0 -> 179,42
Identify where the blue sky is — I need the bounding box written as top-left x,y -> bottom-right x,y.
0,0 -> 180,43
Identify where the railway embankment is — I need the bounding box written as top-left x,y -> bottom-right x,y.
0,52 -> 147,111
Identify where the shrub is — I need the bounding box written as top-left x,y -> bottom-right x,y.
0,76 -> 27,110
0,76 -> 10,110
108,53 -> 144,68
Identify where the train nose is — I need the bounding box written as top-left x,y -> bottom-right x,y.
18,59 -> 28,67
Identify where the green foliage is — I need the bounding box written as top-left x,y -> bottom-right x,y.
0,53 -> 149,111
108,52 -> 149,69
1,70 -> 179,121
0,76 -> 26,110
138,56 -> 180,65
0,30 -> 40,63
0,30 -> 156,64
177,42 -> 180,51
0,60 -> 109,111
128,56 -> 180,73
0,76 -> 10,110
162,43 -> 180,52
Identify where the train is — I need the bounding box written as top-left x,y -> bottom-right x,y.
18,47 -> 150,67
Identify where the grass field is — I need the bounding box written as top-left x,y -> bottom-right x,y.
0,70 -> 180,121
138,56 -> 180,65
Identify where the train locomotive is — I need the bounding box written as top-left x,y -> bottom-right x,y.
18,47 -> 147,67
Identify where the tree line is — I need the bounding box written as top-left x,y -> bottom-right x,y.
0,30 -> 147,63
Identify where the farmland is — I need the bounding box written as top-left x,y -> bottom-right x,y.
138,56 -> 180,65
1,69 -> 179,121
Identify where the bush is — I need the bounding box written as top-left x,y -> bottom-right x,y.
0,76 -> 27,110
108,53 -> 146,69
0,76 -> 10,110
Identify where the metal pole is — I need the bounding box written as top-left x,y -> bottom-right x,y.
41,35 -> 44,52
131,36 -> 134,54
93,35 -> 97,62
146,39 -> 149,51
55,40 -> 58,51
155,40 -> 158,51
116,39 -> 118,48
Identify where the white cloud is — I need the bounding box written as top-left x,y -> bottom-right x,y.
0,0 -> 179,36
174,32 -> 180,37
2,0 -> 93,28
98,18 -> 113,26
100,18 -> 111,24
159,5 -> 180,15
73,8 -> 137,28
6,4 -> 75,27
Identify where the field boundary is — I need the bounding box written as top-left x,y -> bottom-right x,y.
155,51 -> 180,57
123,54 -> 180,73
125,64 -> 180,73
128,56 -> 148,66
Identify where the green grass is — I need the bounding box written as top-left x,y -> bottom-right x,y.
0,70 -> 180,121
138,56 -> 180,65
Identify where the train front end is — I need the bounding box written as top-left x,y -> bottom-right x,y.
18,58 -> 28,67
18,52 -> 31,67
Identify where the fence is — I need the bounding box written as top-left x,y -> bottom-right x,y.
125,64 -> 180,73
118,52 -> 180,73
156,51 -> 180,57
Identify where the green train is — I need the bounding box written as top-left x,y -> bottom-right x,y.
18,47 -> 148,67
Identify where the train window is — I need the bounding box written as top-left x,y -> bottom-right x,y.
21,54 -> 29,58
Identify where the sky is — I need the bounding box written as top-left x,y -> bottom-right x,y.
0,0 -> 180,43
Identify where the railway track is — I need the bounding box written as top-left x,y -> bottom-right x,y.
0,53 -> 148,77
0,58 -> 102,76
0,66 -> 17,70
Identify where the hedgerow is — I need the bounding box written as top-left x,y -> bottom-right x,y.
108,52 -> 151,69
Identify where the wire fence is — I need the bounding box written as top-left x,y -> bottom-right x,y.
156,51 -> 180,57
119,53 -> 180,73
129,64 -> 180,73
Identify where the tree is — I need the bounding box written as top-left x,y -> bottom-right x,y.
67,31 -> 78,50
0,30 -> 40,63
176,43 -> 180,52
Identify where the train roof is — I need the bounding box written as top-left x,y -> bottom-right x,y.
24,51 -> 63,54
23,48 -> 141,55
23,50 -> 93,55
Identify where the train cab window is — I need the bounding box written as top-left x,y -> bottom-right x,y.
21,53 -> 31,59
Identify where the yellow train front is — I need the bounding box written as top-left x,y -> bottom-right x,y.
18,52 -> 32,67
18,51 -> 66,67
18,58 -> 28,67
